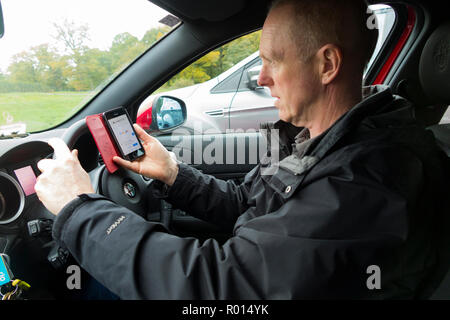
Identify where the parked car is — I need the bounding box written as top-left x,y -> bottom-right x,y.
137,51 -> 278,134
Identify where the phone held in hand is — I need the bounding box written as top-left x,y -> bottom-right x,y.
103,107 -> 145,161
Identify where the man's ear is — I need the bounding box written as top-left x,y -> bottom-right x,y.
318,44 -> 342,85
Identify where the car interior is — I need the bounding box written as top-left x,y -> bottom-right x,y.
0,0 -> 449,299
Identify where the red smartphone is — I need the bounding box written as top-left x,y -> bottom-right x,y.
102,107 -> 145,162
86,114 -> 120,174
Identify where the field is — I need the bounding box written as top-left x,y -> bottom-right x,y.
0,92 -> 93,133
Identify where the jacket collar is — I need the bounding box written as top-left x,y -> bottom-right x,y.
259,85 -> 411,175
309,85 -> 412,160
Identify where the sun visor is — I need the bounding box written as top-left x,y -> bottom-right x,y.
149,0 -> 247,22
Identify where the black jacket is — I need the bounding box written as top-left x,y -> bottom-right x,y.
53,86 -> 450,299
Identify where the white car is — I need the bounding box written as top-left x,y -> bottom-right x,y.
137,51 -> 277,134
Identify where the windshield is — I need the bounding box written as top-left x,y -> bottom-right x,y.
0,0 -> 178,135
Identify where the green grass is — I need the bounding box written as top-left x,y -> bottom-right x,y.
0,92 -> 94,132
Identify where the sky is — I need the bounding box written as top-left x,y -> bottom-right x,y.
0,0 -> 171,72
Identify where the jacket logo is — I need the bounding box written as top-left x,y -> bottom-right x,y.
434,39 -> 449,72
106,216 -> 125,235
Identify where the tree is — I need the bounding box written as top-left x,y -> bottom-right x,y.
159,30 -> 261,92
1,25 -> 261,93
221,31 -> 261,72
67,48 -> 111,91
7,50 -> 38,84
53,19 -> 91,56
109,32 -> 146,71
141,26 -> 171,46
6,43 -> 71,92
32,44 -> 70,91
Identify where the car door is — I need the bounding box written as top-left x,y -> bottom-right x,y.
156,129 -> 264,243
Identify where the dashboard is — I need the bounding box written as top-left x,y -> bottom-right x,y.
0,142 -> 51,228
0,125 -> 162,299
0,121 -> 231,299
0,129 -> 100,249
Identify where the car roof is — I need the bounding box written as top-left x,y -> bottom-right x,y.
216,51 -> 260,83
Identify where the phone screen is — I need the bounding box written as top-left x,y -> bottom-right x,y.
107,114 -> 141,156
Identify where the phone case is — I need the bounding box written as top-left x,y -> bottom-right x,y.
86,114 -> 120,174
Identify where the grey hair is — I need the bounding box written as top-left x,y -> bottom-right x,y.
268,0 -> 378,71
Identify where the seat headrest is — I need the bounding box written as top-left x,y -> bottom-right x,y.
419,22 -> 450,104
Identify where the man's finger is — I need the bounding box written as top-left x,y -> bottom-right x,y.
48,138 -> 72,160
133,123 -> 154,144
113,156 -> 135,170
37,159 -> 53,173
72,149 -> 79,159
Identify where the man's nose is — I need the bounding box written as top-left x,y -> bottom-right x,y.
257,66 -> 273,87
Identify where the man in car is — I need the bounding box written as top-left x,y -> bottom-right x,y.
35,0 -> 449,299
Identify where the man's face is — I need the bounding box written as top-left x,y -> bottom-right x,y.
258,4 -> 321,126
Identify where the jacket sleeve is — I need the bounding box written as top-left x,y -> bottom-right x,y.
52,159 -> 418,299
151,163 -> 258,230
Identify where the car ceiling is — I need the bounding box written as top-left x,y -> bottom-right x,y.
149,0 -> 444,24
149,0 -> 249,22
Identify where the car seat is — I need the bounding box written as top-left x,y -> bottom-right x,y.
416,21 -> 450,299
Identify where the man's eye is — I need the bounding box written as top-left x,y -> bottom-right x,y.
262,59 -> 274,67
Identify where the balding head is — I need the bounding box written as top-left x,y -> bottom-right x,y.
268,0 -> 378,73
258,0 -> 377,137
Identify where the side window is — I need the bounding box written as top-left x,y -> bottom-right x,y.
156,30 -> 261,94
364,5 -> 396,77
238,58 -> 262,92
210,69 -> 243,94
440,106 -> 450,124
138,30 -> 261,134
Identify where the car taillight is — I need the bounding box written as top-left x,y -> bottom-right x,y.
137,107 -> 152,130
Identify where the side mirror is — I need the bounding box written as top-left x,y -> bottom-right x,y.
0,1 -> 4,39
246,65 -> 262,90
137,95 -> 187,133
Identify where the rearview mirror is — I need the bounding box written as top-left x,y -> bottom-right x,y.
246,65 -> 262,90
0,1 -> 4,39
137,95 -> 187,133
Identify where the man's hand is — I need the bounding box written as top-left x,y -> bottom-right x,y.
35,138 -> 94,215
113,124 -> 179,186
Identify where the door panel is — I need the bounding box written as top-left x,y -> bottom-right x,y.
183,87 -> 234,134
229,88 -> 278,131
229,57 -> 278,131
156,132 -> 264,242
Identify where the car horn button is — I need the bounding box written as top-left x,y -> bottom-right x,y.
123,182 -> 137,198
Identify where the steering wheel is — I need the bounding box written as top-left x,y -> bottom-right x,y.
59,119 -> 154,218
